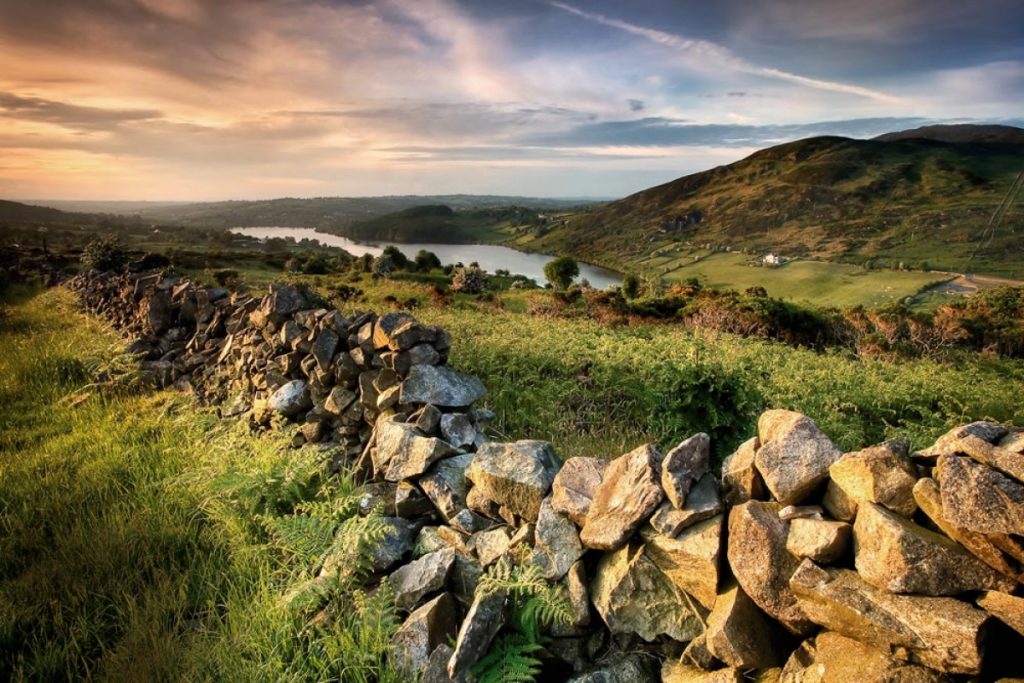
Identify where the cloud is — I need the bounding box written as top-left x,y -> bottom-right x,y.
628,99 -> 645,112
0,92 -> 162,131
548,1 -> 900,102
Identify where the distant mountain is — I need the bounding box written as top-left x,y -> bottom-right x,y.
337,204 -> 542,243
77,195 -> 596,230
875,124 -> 1024,145
514,125 -> 1024,276
0,199 -> 84,224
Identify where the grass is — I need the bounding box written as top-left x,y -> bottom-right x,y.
0,286 -> 402,681
1,278 -> 1022,679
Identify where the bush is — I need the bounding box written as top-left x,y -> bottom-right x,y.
81,235 -> 128,272
212,268 -> 241,287
451,266 -> 487,294
621,274 -> 642,299
414,249 -> 442,272
543,256 -> 579,290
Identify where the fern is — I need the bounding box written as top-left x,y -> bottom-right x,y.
470,558 -> 575,683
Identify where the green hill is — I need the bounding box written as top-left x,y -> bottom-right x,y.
511,127 -> 1024,277
335,204 -> 541,243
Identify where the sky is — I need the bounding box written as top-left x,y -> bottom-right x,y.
0,0 -> 1022,201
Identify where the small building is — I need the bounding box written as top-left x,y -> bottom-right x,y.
762,253 -> 786,266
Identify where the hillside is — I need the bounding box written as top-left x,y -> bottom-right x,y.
511,127 -> 1024,277
335,204 -> 540,243
0,199 -> 91,225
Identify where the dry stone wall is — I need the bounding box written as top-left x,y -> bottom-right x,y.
70,271 -> 1024,682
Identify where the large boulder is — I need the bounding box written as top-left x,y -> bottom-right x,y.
649,472 -> 722,537
590,542 -> 705,643
936,454 -> 1024,535
392,592 -> 460,673
912,477 -> 1022,582
268,379 -> 312,417
727,501 -> 813,635
389,548 -> 457,611
551,457 -> 608,527
374,419 -> 458,482
641,515 -> 723,610
420,454 -> 474,521
780,631 -> 946,683
530,497 -> 584,581
957,434 -> 1024,484
400,365 -> 486,408
580,444 -> 664,551
828,440 -> 918,518
705,581 -> 781,669
447,589 -> 506,681
465,441 -> 560,523
790,559 -> 990,674
661,432 -> 710,509
754,410 -> 841,505
720,436 -> 765,506
853,502 -> 1014,595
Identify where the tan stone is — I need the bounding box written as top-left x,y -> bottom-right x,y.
821,481 -> 857,522
727,501 -> 813,635
978,590 -> 1024,637
936,454 -> 1024,536
551,456 -> 608,527
642,514 -> 723,610
721,436 -> 765,505
374,418 -> 457,482
854,502 -> 1014,595
661,660 -> 742,683
828,440 -> 918,518
958,434 -> 1024,483
580,444 -> 664,551
465,440 -> 560,523
590,542 -> 704,642
786,517 -> 850,564
530,496 -> 584,580
915,421 -> 1009,460
705,581 -> 780,669
661,432 -> 711,509
780,631 -> 947,683
790,559 -> 990,674
649,472 -> 722,537
755,410 -> 841,505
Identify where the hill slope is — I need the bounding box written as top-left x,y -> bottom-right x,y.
336,204 -> 541,243
513,128 -> 1024,277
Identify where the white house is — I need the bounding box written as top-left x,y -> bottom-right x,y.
762,253 -> 786,266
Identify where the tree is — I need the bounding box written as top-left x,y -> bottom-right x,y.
381,245 -> 410,270
415,249 -> 442,272
451,265 -> 487,293
543,256 -> 579,290
372,254 -> 395,277
621,274 -> 642,299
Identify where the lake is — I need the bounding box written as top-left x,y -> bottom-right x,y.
231,226 -> 622,289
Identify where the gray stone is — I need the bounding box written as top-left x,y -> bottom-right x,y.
448,508 -> 496,535
778,504 -> 824,521
937,454 -> 1024,535
374,418 -> 457,482
590,542 -> 705,642
642,515 -> 723,610
420,644 -> 456,683
389,548 -> 457,611
392,592 -> 459,673
649,472 -> 722,537
465,440 -> 560,523
662,432 -> 711,509
790,559 -> 990,675
420,454 -> 474,521
395,481 -> 434,519
440,413 -> 477,450
311,328 -> 339,371
373,311 -> 415,350
580,444 -> 664,551
999,430 -> 1024,454
449,554 -> 483,609
447,589 -> 506,681
727,501 -> 813,636
551,456 -> 608,527
413,404 -> 443,435
323,386 -> 356,416
400,364 -> 486,408
368,517 -> 414,573
568,655 -> 656,683
754,410 -> 841,505
413,526 -> 449,558
853,501 -> 1014,595
530,497 -> 584,581
705,581 -> 780,669
268,379 -> 312,417
828,440 -> 918,518
720,436 -> 765,506
408,343 -> 441,366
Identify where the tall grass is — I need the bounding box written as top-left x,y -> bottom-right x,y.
0,287 -> 400,681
